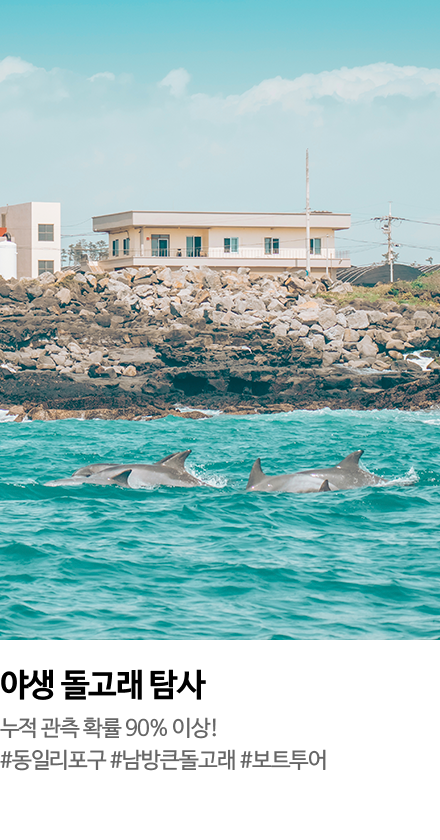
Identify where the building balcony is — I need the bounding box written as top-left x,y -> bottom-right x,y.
101,246 -> 350,271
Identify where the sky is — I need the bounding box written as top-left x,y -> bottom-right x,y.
1,0 -> 440,265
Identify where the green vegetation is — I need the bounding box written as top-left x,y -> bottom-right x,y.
320,270 -> 440,308
61,239 -> 109,265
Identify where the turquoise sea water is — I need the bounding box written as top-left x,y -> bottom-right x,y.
0,409 -> 439,640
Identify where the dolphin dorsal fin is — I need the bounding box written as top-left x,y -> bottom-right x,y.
335,449 -> 364,468
246,458 -> 266,489
155,450 -> 191,470
319,479 -> 331,492
110,469 -> 133,487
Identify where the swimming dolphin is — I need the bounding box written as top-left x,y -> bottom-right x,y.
45,450 -> 206,489
246,450 -> 384,493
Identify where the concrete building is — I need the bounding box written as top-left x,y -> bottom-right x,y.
0,202 -> 61,279
92,210 -> 351,279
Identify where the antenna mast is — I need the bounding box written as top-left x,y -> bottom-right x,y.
306,149 -> 310,276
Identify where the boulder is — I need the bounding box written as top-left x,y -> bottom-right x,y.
358,335 -> 379,357
273,324 -> 288,337
297,308 -> 321,326
367,310 -> 389,325
324,324 -> 345,341
37,357 -> 56,370
56,288 -> 71,305
347,310 -> 369,330
372,329 -> 390,346
88,350 -> 103,365
122,365 -> 137,377
322,351 -> 339,366
343,329 -> 359,344
310,333 -> 325,351
318,309 -> 338,330
413,310 -> 433,329
386,339 -> 406,352
96,312 -> 111,328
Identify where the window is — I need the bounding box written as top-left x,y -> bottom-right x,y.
264,237 -> 279,255
38,224 -> 54,241
186,236 -> 202,257
123,237 -> 130,256
38,260 -> 54,275
310,238 -> 321,255
224,237 -> 238,254
112,239 -> 119,257
1,214 -> 6,228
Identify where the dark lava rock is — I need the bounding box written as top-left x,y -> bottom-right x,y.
96,312 -> 111,328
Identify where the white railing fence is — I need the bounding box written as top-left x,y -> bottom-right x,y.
109,247 -> 349,261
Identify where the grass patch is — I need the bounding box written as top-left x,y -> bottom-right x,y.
319,271 -> 440,308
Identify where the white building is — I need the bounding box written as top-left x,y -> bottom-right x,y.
92,210 -> 351,279
0,202 -> 61,279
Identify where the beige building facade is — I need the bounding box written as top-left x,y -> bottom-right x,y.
92,210 -> 351,278
0,201 -> 61,279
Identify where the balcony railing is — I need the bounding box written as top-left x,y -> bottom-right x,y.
108,247 -> 349,261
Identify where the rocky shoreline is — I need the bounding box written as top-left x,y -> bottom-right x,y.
1,264 -> 440,421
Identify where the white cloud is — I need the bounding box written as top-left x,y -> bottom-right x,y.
88,72 -> 116,83
0,56 -> 36,84
190,62 -> 440,120
2,57 -> 440,265
159,67 -> 190,97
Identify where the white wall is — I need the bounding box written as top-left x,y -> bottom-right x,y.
31,202 -> 61,278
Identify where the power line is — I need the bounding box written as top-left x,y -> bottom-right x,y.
61,218 -> 93,229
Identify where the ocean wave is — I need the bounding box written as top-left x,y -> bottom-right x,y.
383,467 -> 419,487
0,409 -> 18,422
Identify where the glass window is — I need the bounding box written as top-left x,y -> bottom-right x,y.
186,236 -> 202,257
310,238 -> 321,255
265,237 -> 279,254
112,239 -> 119,257
123,237 -> 130,256
38,260 -> 54,275
224,238 -> 239,253
38,224 -> 54,241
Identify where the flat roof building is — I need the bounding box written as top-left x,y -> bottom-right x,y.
92,210 -> 351,278
0,202 -> 61,279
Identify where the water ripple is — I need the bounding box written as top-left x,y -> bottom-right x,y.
0,409 -> 440,638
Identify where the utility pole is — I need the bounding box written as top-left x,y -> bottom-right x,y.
386,202 -> 393,284
306,149 -> 310,276
375,203 -> 399,283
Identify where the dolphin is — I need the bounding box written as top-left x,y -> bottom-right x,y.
246,450 -> 384,493
45,450 -> 206,489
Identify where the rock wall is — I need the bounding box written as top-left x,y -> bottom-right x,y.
1,264 -> 440,418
